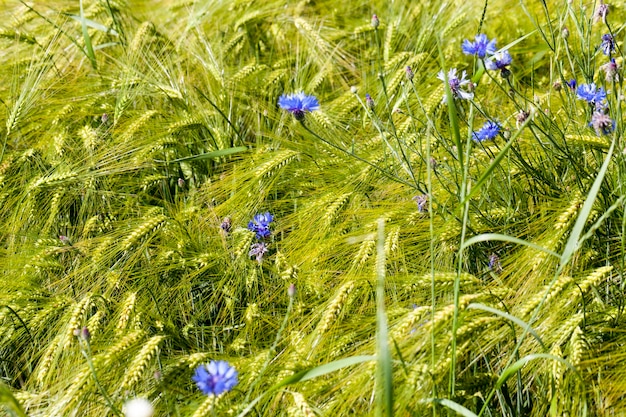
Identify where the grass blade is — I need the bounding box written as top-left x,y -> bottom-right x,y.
431,398 -> 479,417
0,383 -> 27,417
79,0 -> 97,69
67,14 -> 119,36
236,355 -> 376,417
560,139 -> 615,267
154,146 -> 247,163
376,218 -> 393,417
467,303 -> 546,350
462,233 -> 560,259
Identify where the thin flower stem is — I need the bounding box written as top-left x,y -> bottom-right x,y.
81,340 -> 123,417
299,122 -> 417,190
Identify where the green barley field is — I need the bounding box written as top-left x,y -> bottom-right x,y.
0,0 -> 625,415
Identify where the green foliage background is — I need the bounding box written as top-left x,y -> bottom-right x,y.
0,0 -> 625,415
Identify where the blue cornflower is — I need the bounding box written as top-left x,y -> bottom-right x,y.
601,34 -> 615,56
248,212 -> 273,239
590,111 -> 615,136
193,360 -> 238,396
566,79 -> 577,90
576,83 -> 607,108
473,121 -> 501,142
278,92 -> 320,121
462,34 -> 497,58
485,50 -> 512,71
437,68 -> 474,103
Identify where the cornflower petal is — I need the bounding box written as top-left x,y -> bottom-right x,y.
462,34 -> 497,58
279,93 -> 319,120
193,360 -> 238,396
473,121 -> 501,142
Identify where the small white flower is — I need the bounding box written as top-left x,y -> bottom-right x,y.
123,398 -> 154,417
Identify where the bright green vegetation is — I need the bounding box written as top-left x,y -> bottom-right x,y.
0,0 -> 625,415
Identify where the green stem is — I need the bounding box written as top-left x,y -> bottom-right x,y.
81,340 -> 123,417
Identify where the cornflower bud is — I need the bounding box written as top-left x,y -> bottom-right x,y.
405,66 -> 414,81
371,14 -> 379,28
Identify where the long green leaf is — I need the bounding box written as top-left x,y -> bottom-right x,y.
462,117 -> 531,205
0,383 -> 27,417
67,14 -> 119,36
461,233 -> 560,259
560,139 -> 615,267
155,146 -> 247,163
236,355 -> 376,417
79,0 -> 97,69
431,398 -> 479,417
494,353 -> 581,391
376,218 -> 393,417
467,303 -> 546,350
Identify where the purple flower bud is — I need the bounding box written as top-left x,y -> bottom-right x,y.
371,14 -> 380,28
566,79 -> 577,90
412,194 -> 428,213
405,66 -> 414,81
80,326 -> 91,341
600,58 -> 620,82
488,254 -> 502,273
220,217 -> 232,234
594,3 -> 609,24
516,110 -> 530,127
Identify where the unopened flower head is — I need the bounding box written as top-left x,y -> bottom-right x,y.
278,93 -> 320,121
365,94 -> 375,109
473,121 -> 501,142
248,212 -> 273,239
405,66 -> 414,81
488,253 -> 503,273
193,360 -> 238,396
412,194 -> 428,213
123,398 -> 154,417
600,58 -> 620,82
220,217 -> 232,234
371,14 -> 380,28
566,79 -> 577,90
601,34 -> 615,56
437,68 -> 474,103
249,242 -> 269,263
594,3 -> 609,24
462,34 -> 497,58
516,110 -> 530,127
576,83 -> 607,109
590,111 -> 615,136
